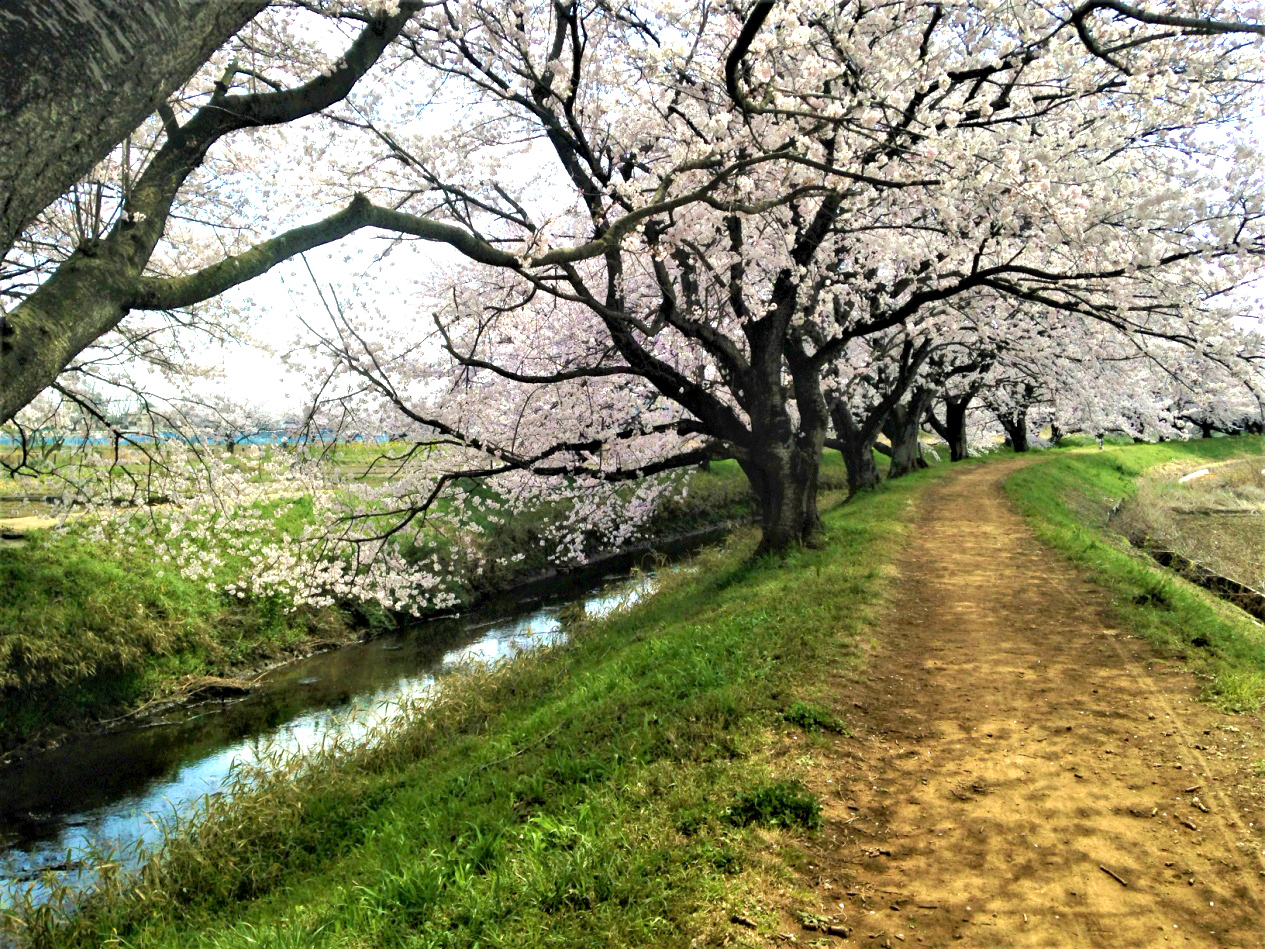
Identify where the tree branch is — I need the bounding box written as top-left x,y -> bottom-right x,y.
725,1 -> 776,110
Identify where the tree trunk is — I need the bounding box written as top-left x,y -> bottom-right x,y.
0,0 -> 265,261
744,445 -> 824,556
928,395 -> 972,462
828,401 -> 882,497
739,364 -> 827,556
998,408 -> 1029,453
885,390 -> 930,479
838,435 -> 882,497
946,399 -> 970,461
794,440 -> 824,546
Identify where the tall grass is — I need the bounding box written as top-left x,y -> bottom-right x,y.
1006,437 -> 1265,712
7,460 -> 947,947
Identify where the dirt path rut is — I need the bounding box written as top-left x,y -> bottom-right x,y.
788,461 -> 1265,947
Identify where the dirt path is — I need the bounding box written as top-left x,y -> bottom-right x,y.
785,460 -> 1265,947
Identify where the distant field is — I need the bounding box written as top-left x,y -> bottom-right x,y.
1006,437 -> 1265,713
1116,455 -> 1265,592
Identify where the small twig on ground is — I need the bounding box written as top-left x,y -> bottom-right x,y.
467,724 -> 561,778
1099,864 -> 1129,887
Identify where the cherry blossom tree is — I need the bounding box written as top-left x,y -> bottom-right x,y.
271,0 -> 1265,556
10,0 -> 1265,580
0,1 -> 424,426
823,329 -> 933,494
0,0 -> 267,262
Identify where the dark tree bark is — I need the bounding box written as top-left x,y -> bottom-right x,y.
739,356 -> 827,555
998,407 -> 1030,452
742,442 -> 825,556
0,0 -> 266,261
838,432 -> 883,496
828,401 -> 882,497
927,393 -> 973,462
884,388 -> 931,478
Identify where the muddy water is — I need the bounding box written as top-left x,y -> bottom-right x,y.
0,560 -> 668,907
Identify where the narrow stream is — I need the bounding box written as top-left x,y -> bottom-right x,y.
0,559 -> 669,909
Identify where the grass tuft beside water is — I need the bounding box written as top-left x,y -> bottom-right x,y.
1006,438 -> 1265,713
7,462 -> 943,948
0,528 -> 348,748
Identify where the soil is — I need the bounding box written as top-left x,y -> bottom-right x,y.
779,460 -> 1265,947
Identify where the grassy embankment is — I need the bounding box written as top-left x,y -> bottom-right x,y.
1110,456 -> 1265,590
1007,436 -> 1265,712
0,455 -> 839,751
16,439 -> 1265,944
0,496 -> 345,747
10,456 -> 947,947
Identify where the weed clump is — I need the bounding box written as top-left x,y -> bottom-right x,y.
725,781 -> 822,830
782,701 -> 850,734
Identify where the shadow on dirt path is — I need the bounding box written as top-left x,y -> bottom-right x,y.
784,459 -> 1265,947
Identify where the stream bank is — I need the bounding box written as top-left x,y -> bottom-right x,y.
3,457 -> 920,948
0,557 -> 671,911
0,519 -> 739,767
0,454 -> 782,756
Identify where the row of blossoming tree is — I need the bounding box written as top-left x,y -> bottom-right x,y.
3,0 -> 1265,614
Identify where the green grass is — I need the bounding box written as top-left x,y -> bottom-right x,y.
10,460 -> 949,948
0,523 -> 348,749
1005,437 -> 1265,712
782,700 -> 851,735
724,781 -> 823,830
14,437 -> 1263,944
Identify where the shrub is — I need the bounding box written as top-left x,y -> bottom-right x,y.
782,700 -> 850,734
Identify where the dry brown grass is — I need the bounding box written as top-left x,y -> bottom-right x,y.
1116,457 -> 1265,590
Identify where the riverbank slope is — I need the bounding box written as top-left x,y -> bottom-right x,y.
12,438 -> 1265,946
0,457 -> 791,754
